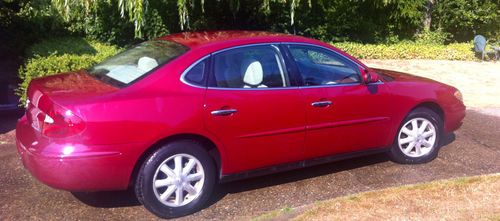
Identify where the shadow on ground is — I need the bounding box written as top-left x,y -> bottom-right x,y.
72,153 -> 390,209
72,132 -> 455,210
72,189 -> 141,208
0,109 -> 23,134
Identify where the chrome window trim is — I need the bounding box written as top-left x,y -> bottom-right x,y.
206,86 -> 301,91
211,43 -> 279,55
208,43 -> 294,91
285,42 -> 366,70
368,80 -> 384,85
284,42 -> 383,87
204,80 -> 383,91
180,55 -> 210,89
298,82 -> 362,89
271,44 -> 289,86
180,42 -> 383,90
296,80 -> 383,89
296,43 -> 384,85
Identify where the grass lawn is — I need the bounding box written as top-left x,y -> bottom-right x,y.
253,174 -> 500,221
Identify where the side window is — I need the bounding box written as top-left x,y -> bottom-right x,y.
211,45 -> 289,88
184,59 -> 207,86
288,45 -> 361,86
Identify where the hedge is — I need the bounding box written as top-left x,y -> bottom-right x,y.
17,37 -> 121,105
17,37 -> 480,106
333,42 -> 477,60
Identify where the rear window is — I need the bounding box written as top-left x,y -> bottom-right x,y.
87,40 -> 188,87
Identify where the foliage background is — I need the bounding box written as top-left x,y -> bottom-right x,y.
1,0 -> 499,104
16,37 -> 121,104
2,0 -> 499,47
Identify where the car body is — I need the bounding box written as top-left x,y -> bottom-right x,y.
16,31 -> 465,218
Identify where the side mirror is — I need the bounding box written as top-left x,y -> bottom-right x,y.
361,68 -> 379,84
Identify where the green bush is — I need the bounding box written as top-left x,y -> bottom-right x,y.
415,29 -> 451,45
333,42 -> 476,60
1,0 -> 70,64
433,0 -> 500,42
17,37 -> 121,105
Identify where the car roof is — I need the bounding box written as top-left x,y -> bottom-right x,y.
156,30 -> 368,70
158,30 -> 318,49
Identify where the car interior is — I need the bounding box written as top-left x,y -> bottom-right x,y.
289,47 -> 361,85
213,47 -> 289,88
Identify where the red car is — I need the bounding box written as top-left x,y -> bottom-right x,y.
16,31 -> 465,218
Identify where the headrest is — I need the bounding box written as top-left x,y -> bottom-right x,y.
241,58 -> 263,86
137,57 -> 159,72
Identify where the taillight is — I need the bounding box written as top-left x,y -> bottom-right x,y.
27,104 -> 85,138
35,105 -> 85,138
26,88 -> 86,138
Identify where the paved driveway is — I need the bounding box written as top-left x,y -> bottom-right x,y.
1,110 -> 499,220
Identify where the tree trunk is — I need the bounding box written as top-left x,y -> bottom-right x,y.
423,0 -> 436,31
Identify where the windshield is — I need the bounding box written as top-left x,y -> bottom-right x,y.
88,40 -> 188,87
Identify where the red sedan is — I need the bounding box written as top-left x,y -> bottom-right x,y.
16,31 -> 465,218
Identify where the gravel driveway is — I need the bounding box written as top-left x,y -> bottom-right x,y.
1,60 -> 499,220
1,111 -> 499,221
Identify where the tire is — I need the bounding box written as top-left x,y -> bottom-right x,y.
389,107 -> 442,164
135,140 -> 216,218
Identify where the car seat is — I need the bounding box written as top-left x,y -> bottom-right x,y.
241,58 -> 267,88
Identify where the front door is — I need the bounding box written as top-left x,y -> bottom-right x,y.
204,45 -> 306,174
285,44 -> 392,159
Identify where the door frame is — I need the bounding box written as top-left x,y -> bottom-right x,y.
201,43 -> 308,174
278,42 -> 368,88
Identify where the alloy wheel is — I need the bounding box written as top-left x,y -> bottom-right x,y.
398,117 -> 437,158
152,154 -> 205,207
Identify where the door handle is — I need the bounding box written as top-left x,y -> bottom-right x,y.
211,109 -> 238,116
311,101 -> 332,107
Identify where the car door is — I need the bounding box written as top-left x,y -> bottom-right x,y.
203,44 -> 306,174
284,44 -> 393,159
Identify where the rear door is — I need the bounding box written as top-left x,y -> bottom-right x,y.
284,44 -> 393,159
203,44 -> 306,174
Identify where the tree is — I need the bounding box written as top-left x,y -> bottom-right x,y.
30,0 -> 500,43
433,0 -> 500,41
51,0 -> 312,37
423,0 -> 436,31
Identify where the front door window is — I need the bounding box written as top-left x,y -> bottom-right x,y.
288,45 -> 361,86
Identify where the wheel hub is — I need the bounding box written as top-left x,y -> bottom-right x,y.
415,135 -> 423,143
398,117 -> 437,158
152,153 -> 205,207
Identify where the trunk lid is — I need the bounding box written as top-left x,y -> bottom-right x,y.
26,71 -> 118,137
27,70 -> 119,104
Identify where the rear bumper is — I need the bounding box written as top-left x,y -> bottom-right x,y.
16,116 -> 143,191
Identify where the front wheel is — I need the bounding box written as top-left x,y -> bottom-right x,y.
389,107 -> 442,164
135,140 -> 216,218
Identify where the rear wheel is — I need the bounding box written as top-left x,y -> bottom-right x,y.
135,140 -> 216,218
389,107 -> 442,164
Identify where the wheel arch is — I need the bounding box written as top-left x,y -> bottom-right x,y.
388,101 -> 445,164
411,101 -> 445,125
398,101 -> 446,138
129,133 -> 222,187
389,101 -> 445,146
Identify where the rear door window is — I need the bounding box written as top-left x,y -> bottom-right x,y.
183,58 -> 208,86
210,45 -> 290,88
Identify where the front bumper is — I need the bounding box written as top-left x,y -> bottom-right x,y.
444,102 -> 466,133
16,115 -> 143,191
